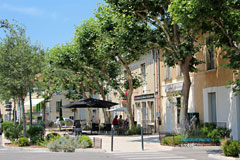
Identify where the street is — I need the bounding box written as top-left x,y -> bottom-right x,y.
0,136 -> 216,160
0,135 -> 216,160
0,149 -> 216,160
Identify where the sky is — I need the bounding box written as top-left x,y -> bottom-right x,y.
0,0 -> 105,48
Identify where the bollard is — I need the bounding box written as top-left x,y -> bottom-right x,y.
141,124 -> 144,151
111,125 -> 114,152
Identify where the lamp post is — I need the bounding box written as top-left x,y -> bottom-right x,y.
29,90 -> 33,126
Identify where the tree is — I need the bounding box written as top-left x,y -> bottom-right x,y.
169,0 -> 240,94
0,20 -> 44,136
105,0 -> 202,129
93,6 -> 152,127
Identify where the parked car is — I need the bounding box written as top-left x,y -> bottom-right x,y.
55,118 -> 74,128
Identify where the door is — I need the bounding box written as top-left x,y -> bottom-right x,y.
137,104 -> 141,124
208,92 -> 216,122
80,108 -> 86,120
142,102 -> 147,125
166,99 -> 172,133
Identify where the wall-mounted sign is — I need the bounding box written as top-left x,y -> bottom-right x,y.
134,93 -> 154,100
165,82 -> 183,92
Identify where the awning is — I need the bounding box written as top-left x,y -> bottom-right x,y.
107,107 -> 127,112
25,98 -> 44,106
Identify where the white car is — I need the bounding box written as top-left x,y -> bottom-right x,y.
55,118 -> 74,127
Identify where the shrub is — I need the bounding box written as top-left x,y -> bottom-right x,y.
2,121 -> 14,132
47,139 -> 63,152
4,124 -> 23,141
84,125 -> 92,131
47,121 -> 54,128
45,133 -> 61,141
128,126 -> 141,135
27,125 -> 44,139
79,136 -> 92,148
47,136 -> 77,152
161,136 -> 184,146
18,137 -> 30,147
60,121 -> 65,126
200,123 -> 231,142
222,140 -> 240,157
31,136 -> 44,145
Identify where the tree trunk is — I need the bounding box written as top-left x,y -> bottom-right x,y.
42,101 -> 46,122
101,68 -> 134,125
21,98 -> 27,137
13,98 -> 17,124
98,83 -> 111,123
117,55 -> 135,128
180,58 -> 191,131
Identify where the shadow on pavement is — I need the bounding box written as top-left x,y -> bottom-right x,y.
130,136 -> 160,143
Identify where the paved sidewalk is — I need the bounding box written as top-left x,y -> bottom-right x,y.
88,134 -> 173,152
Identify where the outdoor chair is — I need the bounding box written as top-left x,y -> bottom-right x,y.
74,120 -> 82,136
91,123 -> 99,134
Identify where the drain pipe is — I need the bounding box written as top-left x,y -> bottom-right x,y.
158,50 -> 161,130
153,49 -> 157,133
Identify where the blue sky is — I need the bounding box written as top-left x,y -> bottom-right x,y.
0,0 -> 105,48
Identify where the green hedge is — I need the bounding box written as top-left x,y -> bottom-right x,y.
18,137 -> 30,147
27,125 -> 44,139
128,126 -> 141,135
200,123 -> 231,142
4,124 -> 23,141
1,121 -> 14,132
45,133 -> 61,141
161,136 -> 184,146
80,136 -> 92,148
222,140 -> 240,157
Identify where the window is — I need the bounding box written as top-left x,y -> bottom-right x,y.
176,97 -> 181,124
208,92 -> 217,122
176,65 -> 183,77
165,66 -> 171,80
80,108 -> 86,120
141,63 -> 147,92
56,101 -> 61,112
141,63 -> 146,82
206,40 -> 216,70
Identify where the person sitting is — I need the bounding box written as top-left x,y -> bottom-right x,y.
124,117 -> 129,127
112,115 -> 118,126
118,115 -> 123,127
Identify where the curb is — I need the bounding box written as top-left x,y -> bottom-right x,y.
208,154 -> 240,160
2,146 -> 49,152
75,149 -> 106,153
2,146 -> 106,153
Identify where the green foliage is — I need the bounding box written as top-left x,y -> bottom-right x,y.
45,133 -> 61,142
79,136 -> 92,148
169,0 -> 240,94
1,121 -> 14,132
222,140 -> 240,157
27,125 -> 44,139
127,126 -> 141,135
47,121 -> 54,128
60,120 -> 65,126
0,20 -> 45,137
31,136 -> 44,145
18,137 -> 30,147
161,136 -> 184,146
200,123 -> 231,142
4,124 -> 23,141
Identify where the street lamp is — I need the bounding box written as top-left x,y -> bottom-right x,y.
29,90 -> 33,126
